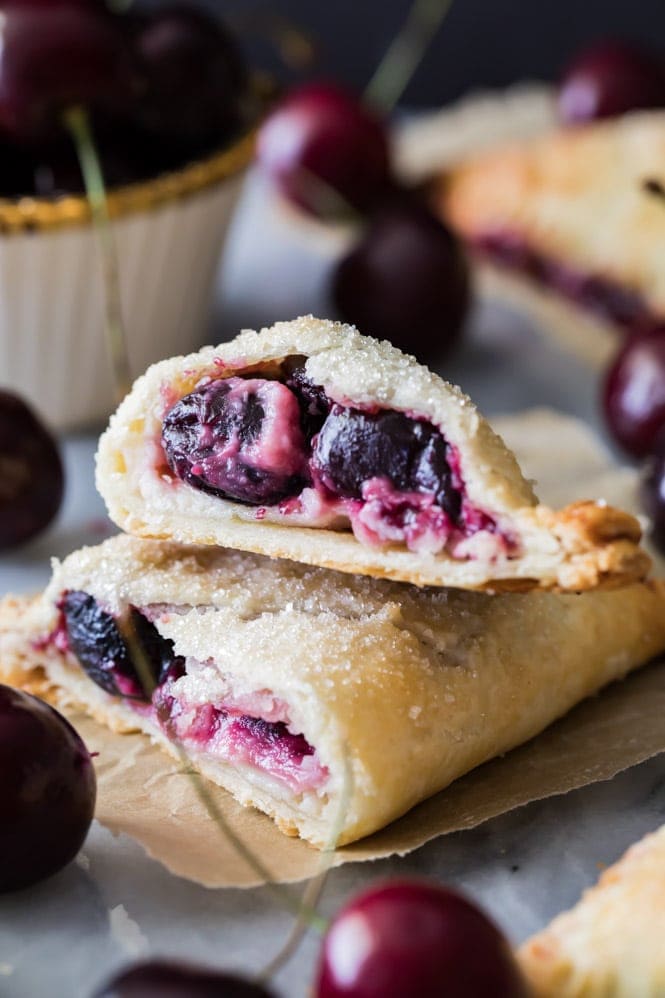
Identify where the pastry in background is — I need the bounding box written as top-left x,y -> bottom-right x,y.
519,824 -> 665,996
437,112 -> 665,366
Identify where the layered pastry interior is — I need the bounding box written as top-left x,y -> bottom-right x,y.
157,355 -> 509,561
53,592 -> 328,800
97,318 -> 649,591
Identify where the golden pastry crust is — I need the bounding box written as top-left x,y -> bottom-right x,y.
95,316 -> 649,592
440,111 -> 665,317
519,825 -> 665,996
2,535 -> 665,848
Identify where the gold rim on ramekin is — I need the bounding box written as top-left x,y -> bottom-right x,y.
0,94 -> 269,235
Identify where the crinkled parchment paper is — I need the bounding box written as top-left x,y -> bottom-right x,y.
49,409 -> 665,888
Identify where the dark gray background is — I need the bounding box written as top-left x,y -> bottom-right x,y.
188,0 -> 665,106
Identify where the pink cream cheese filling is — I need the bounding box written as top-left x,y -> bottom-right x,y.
51,594 -> 330,796
159,364 -> 519,561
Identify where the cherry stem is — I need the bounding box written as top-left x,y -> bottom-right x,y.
63,105 -> 132,404
257,754 -> 353,982
118,616 -> 329,938
365,0 -> 455,113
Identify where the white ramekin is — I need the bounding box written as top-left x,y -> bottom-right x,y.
0,130 -> 256,430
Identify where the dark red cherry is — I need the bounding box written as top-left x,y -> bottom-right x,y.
0,685 -> 96,893
313,406 -> 461,521
641,442 -> 665,553
603,328 -> 665,458
257,82 -> 392,217
126,4 -> 246,150
332,201 -> 470,363
0,3 -> 136,142
0,391 -> 64,550
61,592 -> 184,700
161,378 -> 309,506
316,880 -> 528,998
558,40 -> 665,124
94,961 -> 275,997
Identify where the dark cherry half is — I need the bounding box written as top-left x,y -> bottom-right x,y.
0,3 -> 136,142
603,328 -> 665,458
257,82 -> 392,217
332,200 -> 470,364
61,592 -> 184,700
126,4 -> 246,151
0,684 -> 96,893
558,40 -> 665,124
316,880 -> 528,998
161,378 -> 309,506
0,391 -> 64,550
313,406 -> 461,522
94,961 -> 275,998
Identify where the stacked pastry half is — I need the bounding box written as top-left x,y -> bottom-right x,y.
2,316 -> 664,848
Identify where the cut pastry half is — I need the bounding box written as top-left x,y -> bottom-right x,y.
96,316 -> 648,592
519,824 -> 665,996
2,535 -> 665,849
437,111 -> 665,365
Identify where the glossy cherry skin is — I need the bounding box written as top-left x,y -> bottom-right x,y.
126,4 -> 246,151
603,328 -> 665,458
0,685 -> 96,893
641,443 -> 665,553
94,961 -> 275,997
332,201 -> 470,363
257,82 -> 392,217
558,40 -> 665,124
0,391 -> 64,550
316,880 -> 527,998
0,3 -> 136,142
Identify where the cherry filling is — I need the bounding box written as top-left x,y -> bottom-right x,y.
56,593 -> 325,792
472,231 -> 655,333
160,359 -> 495,556
162,377 -> 310,506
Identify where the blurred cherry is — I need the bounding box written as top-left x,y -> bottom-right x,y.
0,2 -> 136,142
0,685 -> 96,893
641,441 -> 665,553
558,40 -> 665,124
94,961 -> 275,997
126,4 -> 246,151
603,328 -> 665,457
332,199 -> 469,363
0,391 -> 64,549
257,82 -> 392,217
316,880 -> 527,998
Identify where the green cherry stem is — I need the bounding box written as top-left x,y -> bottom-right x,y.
63,105 -> 132,403
365,0 -> 455,113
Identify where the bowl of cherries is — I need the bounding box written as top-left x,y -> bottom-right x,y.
0,0 -> 262,430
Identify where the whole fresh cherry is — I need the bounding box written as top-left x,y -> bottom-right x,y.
0,685 -> 96,893
316,879 -> 528,998
0,391 -> 64,550
641,442 -> 665,553
0,2 -> 136,142
257,82 -> 392,217
558,40 -> 665,124
94,961 -> 275,997
332,200 -> 470,363
126,4 -> 246,151
602,328 -> 665,458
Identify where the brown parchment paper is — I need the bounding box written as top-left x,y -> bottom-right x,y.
56,410 -> 665,886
